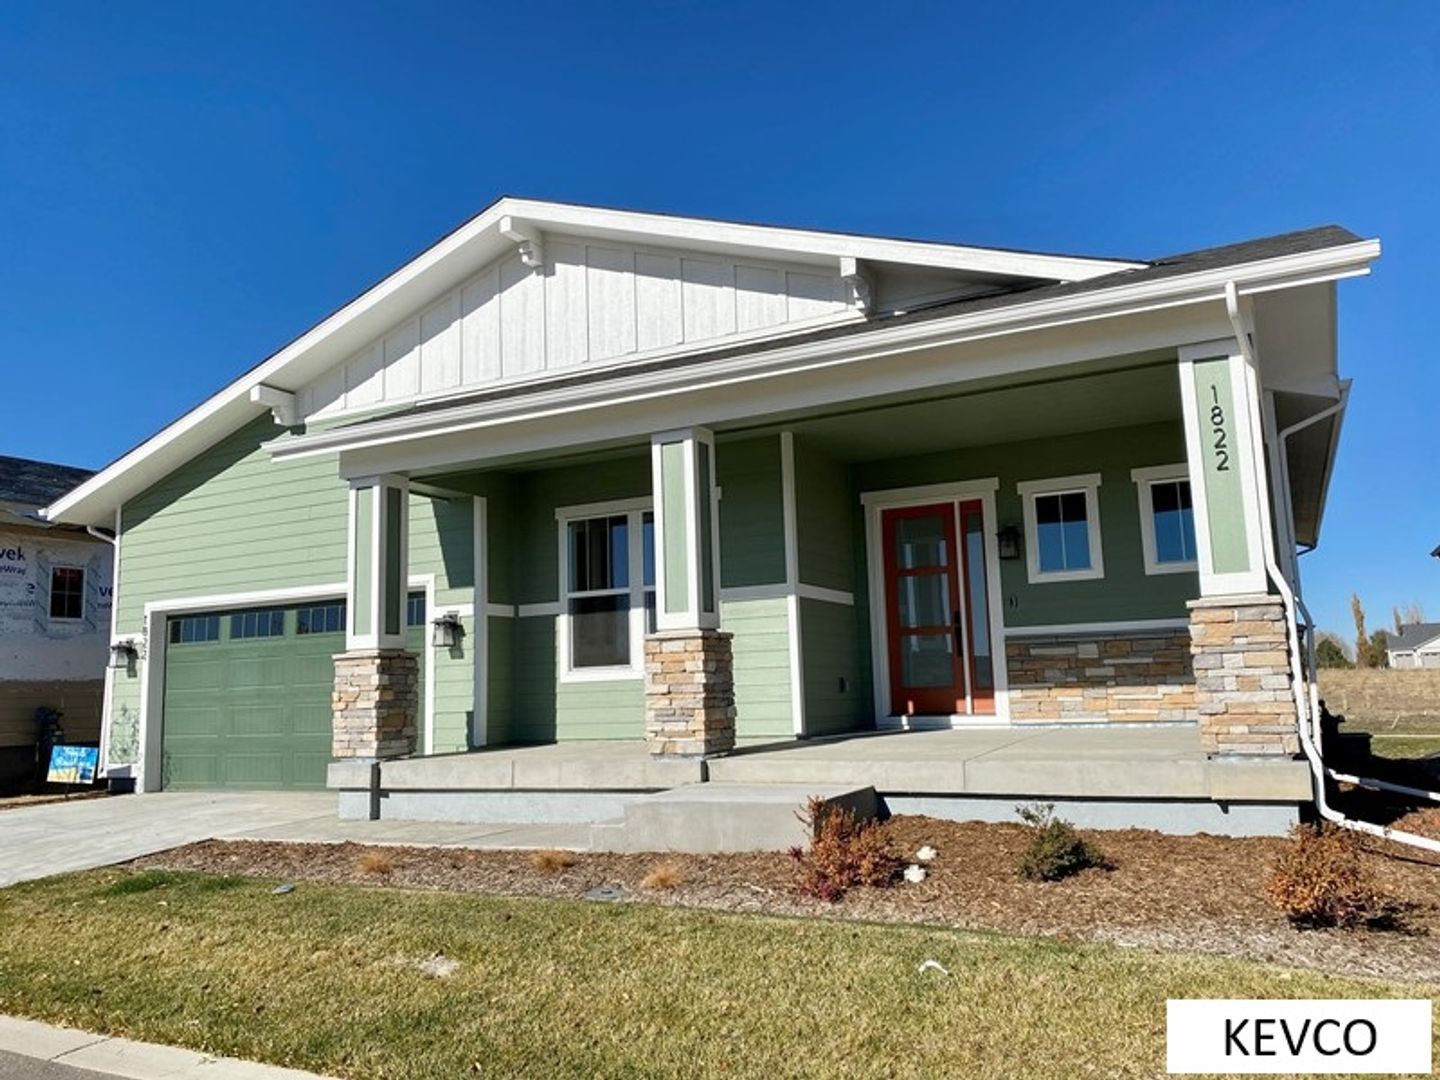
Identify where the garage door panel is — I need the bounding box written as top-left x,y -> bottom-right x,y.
166,656 -> 225,692
229,705 -> 290,738
164,705 -> 224,738
162,598 -> 424,791
221,752 -> 290,787
229,655 -> 289,690
163,603 -> 344,791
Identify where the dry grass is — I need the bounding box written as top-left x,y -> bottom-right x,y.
355,850 -> 394,876
640,862 -> 683,891
0,869 -> 1433,1080
529,849 -> 577,875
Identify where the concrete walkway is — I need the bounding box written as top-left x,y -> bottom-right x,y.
0,1016 -> 328,1079
0,791 -> 592,888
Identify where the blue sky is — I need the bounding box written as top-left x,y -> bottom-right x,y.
1,1 -> 1435,639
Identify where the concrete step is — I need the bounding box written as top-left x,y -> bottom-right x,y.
590,783 -> 877,854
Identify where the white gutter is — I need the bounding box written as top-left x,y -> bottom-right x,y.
270,240 -> 1381,464
1226,281 -> 1440,854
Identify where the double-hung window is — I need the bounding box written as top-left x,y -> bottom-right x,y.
1132,465 -> 1198,574
559,501 -> 655,679
1017,474 -> 1105,583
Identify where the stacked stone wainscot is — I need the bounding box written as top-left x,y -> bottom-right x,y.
1188,595 -> 1298,756
331,649 -> 419,760
644,629 -> 736,758
1006,630 -> 1197,723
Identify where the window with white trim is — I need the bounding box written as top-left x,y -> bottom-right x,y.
559,503 -> 655,678
1017,474 -> 1104,583
49,566 -> 85,620
1132,465 -> 1198,574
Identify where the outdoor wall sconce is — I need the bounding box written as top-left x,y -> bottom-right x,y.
108,639 -> 140,668
431,611 -> 463,648
996,524 -> 1022,560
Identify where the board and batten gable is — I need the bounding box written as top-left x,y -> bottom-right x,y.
297,237 -> 855,421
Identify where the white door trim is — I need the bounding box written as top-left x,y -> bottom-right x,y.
862,478 -> 1010,728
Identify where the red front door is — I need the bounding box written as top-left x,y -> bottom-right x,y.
882,503 -> 967,716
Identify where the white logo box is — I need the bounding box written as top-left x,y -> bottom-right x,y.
1167,999 -> 1431,1075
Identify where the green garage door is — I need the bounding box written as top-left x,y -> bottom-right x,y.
162,596 -> 426,790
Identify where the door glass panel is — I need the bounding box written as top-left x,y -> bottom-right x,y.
964,516 -> 994,691
895,514 -> 948,569
897,574 -> 950,629
899,633 -> 954,688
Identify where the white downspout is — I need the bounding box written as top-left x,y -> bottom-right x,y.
1226,281 -> 1440,853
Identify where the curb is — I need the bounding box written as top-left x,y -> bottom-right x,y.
0,1015 -> 332,1079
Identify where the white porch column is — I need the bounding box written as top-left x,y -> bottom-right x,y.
1177,341 -> 1269,598
333,474 -> 417,761
1177,342 -> 1297,757
645,427 -> 734,757
650,427 -> 721,631
346,474 -> 411,649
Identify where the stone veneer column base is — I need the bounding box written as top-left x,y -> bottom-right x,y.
1188,595 -> 1299,756
331,649 -> 419,760
644,629 -> 736,758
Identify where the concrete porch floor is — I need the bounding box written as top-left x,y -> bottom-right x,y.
335,724 -> 1311,804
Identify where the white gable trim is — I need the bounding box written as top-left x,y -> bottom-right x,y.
42,196 -> 1376,526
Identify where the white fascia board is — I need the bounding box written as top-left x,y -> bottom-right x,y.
497,199 -> 1144,280
270,239 -> 1381,466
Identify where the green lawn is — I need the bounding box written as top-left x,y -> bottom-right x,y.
0,869 -> 1433,1079
1368,734 -> 1440,760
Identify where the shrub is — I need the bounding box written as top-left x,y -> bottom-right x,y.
1266,824 -> 1387,928
356,850 -> 394,876
1015,803 -> 1105,882
789,796 -> 903,902
529,849 -> 577,874
640,862 -> 684,891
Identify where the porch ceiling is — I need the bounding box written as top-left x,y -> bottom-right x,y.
755,357 -> 1181,463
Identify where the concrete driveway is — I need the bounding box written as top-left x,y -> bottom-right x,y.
0,791 -> 336,888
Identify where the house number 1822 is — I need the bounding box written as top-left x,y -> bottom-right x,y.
1209,386 -> 1231,472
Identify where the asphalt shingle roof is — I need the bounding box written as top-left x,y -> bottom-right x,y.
1388,623 -> 1440,652
0,455 -> 95,509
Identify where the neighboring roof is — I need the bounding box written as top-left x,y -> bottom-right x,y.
0,454 -> 94,510
325,226 -> 1369,431
43,196 -> 1379,526
1388,623 -> 1440,652
1431,544 -> 1439,558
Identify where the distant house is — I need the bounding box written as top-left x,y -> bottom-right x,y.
1387,623 -> 1440,670
0,456 -> 114,786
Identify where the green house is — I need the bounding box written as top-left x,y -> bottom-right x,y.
44,199 -> 1374,828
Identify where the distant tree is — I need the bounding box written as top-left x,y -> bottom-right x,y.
1398,601 -> 1427,629
1394,606 -> 1403,635
1370,629 -> 1391,669
1315,637 -> 1353,670
1352,594 -> 1375,668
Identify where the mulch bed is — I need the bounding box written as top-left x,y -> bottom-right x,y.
137,816 -> 1440,984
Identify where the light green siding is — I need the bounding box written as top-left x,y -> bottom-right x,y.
117,417 -> 350,633
430,614 -> 475,753
1190,358 -> 1250,575
716,436 -> 786,588
511,615 -> 644,740
352,487 -> 373,636
799,598 -> 863,736
484,615 -> 514,744
722,597 -> 793,739
794,440 -> 854,592
854,421 -> 1194,628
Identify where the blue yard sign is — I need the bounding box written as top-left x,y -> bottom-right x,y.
47,745 -> 99,785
